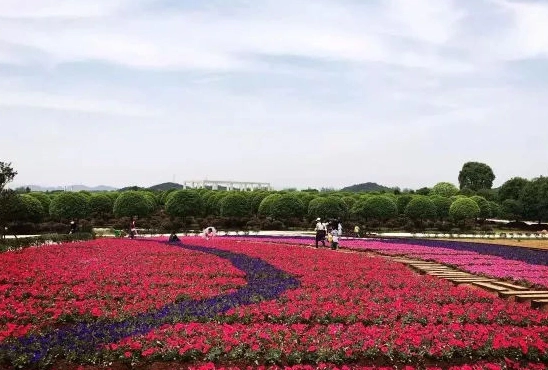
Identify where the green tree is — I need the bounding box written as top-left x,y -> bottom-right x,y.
471,196 -> 491,220
415,187 -> 431,196
458,162 -> 495,191
488,201 -> 502,218
28,192 -> 51,215
449,198 -> 480,222
430,182 -> 459,197
50,192 -> 89,220
519,177 -> 548,223
429,195 -> 452,220
88,193 -> 114,218
404,196 -> 437,222
248,191 -> 269,215
19,194 -> 45,223
258,194 -> 282,217
355,196 -> 397,221
270,193 -> 305,220
498,177 -> 529,202
396,194 -> 413,215
307,196 -> 347,220
501,199 -> 524,221
164,190 -> 203,219
220,193 -> 250,218
0,162 -> 17,192
113,191 -> 152,218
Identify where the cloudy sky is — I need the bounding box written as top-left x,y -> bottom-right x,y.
1,0 -> 547,190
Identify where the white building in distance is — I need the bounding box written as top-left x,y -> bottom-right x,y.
183,180 -> 271,191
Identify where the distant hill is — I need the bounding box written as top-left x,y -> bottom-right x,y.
148,182 -> 184,191
20,184 -> 117,192
341,182 -> 393,193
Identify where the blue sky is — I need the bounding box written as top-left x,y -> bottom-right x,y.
1,0 -> 547,190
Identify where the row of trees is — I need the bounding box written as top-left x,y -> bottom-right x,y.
2,161 -> 548,234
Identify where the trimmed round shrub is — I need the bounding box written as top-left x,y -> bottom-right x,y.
50,192 -> 89,220
429,195 -> 452,220
220,193 -> 250,218
430,182 -> 459,197
354,196 -> 397,221
258,194 -> 282,217
19,194 -> 45,223
113,191 -> 153,218
164,190 -> 203,219
307,196 -> 347,220
404,196 -> 437,221
449,198 -> 480,222
28,192 -> 51,215
396,194 -> 413,215
248,192 -> 270,215
488,201 -> 502,218
471,195 -> 491,219
88,193 -> 114,217
270,194 -> 306,220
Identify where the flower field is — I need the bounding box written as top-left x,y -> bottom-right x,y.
0,237 -> 547,369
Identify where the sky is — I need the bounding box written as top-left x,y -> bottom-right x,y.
1,0 -> 547,190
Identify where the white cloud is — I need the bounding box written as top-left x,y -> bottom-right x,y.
0,90 -> 160,117
0,0 -> 132,18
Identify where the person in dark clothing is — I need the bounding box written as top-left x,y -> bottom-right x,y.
69,221 -> 77,234
168,232 -> 180,243
314,217 -> 326,248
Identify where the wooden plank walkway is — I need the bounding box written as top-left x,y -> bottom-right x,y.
387,256 -> 548,310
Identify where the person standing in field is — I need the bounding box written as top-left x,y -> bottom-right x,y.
330,220 -> 340,250
354,225 -> 360,238
129,217 -> 137,239
314,218 -> 326,248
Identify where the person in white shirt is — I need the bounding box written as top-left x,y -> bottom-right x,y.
203,226 -> 217,240
314,218 -> 326,248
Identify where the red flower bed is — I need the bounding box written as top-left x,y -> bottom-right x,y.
0,239 -> 246,341
104,238 -> 548,368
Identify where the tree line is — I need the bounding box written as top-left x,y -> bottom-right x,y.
1,161 -> 547,235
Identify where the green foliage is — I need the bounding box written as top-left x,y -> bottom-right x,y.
499,177 -> 529,202
307,196 -> 347,220
28,192 -> 51,214
88,193 -> 114,217
296,192 -> 316,210
19,194 -> 45,223
471,196 -> 491,219
258,194 -> 281,217
354,195 -> 397,221
220,193 -> 250,218
501,199 -> 524,221
404,196 -> 437,221
519,176 -> 548,223
429,195 -> 452,220
415,187 -> 431,196
488,201 -> 502,218
113,191 -> 153,218
475,188 -> 497,201
50,192 -> 89,220
458,187 -> 476,196
458,161 -> 495,191
430,182 -> 459,197
141,191 -> 158,212
164,190 -> 203,218
0,162 -> 17,191
341,196 -> 356,210
396,194 -> 413,215
248,192 -> 270,215
449,198 -> 480,222
270,193 -> 306,220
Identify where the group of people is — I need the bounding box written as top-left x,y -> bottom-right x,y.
168,226 -> 217,243
314,217 -> 342,250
